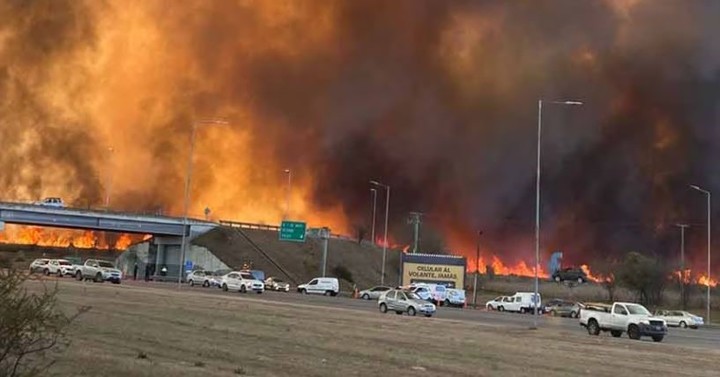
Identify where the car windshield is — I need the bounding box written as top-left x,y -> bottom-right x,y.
59,261 -> 72,266
240,273 -> 255,280
98,261 -> 115,268
626,304 -> 651,315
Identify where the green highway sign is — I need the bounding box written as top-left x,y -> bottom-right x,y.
279,220 -> 307,242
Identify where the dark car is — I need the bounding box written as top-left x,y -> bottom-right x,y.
551,268 -> 587,283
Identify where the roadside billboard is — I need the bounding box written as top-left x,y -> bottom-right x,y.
401,253 -> 467,288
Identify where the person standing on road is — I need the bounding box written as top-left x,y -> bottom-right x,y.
144,265 -> 150,281
133,263 -> 138,280
161,265 -> 168,276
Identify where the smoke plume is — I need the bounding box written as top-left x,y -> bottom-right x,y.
0,0 -> 719,272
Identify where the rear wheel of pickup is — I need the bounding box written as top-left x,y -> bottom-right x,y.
587,319 -> 600,336
628,325 -> 641,340
610,330 -> 622,338
651,335 -> 664,342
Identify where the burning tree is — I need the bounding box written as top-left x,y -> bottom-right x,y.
0,268 -> 90,376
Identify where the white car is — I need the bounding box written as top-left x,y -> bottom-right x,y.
75,259 -> 122,284
45,259 -> 76,277
187,270 -> 214,287
654,310 -> 704,329
29,258 -> 50,273
358,286 -> 392,300
378,289 -> 436,317
220,271 -> 264,293
445,288 -> 466,307
297,277 -> 339,296
485,296 -> 507,311
409,285 -> 432,301
264,277 -> 291,292
35,197 -> 65,208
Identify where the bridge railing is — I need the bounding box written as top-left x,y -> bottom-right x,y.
219,219 -> 358,241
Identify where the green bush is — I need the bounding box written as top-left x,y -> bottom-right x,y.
0,268 -> 90,376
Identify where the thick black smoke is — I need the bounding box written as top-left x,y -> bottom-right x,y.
1,1 -> 719,273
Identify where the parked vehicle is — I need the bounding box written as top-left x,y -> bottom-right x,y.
187,270 -> 213,287
35,197 -> 65,208
551,267 -> 587,284
412,283 -> 448,305
297,277 -> 339,296
210,270 -> 231,288
220,271 -> 264,293
653,310 -> 704,329
497,292 -> 542,313
445,288 -> 466,307
264,277 -> 291,292
29,258 -> 50,273
410,285 -> 432,301
378,289 -> 436,317
580,302 -> 667,342
241,269 -> 266,282
75,259 -> 122,284
545,299 -> 582,318
45,259 -> 76,277
358,286 -> 392,300
485,296 -> 507,311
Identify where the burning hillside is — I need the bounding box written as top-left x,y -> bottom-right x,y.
0,1 -> 717,280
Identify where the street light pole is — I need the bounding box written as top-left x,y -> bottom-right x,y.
284,169 -> 292,219
371,180 -> 390,286
370,188 -> 378,245
177,118 -> 229,288
534,99 -> 583,329
473,231 -> 483,308
690,184 -> 712,325
676,223 -> 689,309
105,147 -> 114,207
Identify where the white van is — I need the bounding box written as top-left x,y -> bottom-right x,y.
411,283 -> 448,305
297,277 -> 339,296
502,292 -> 543,314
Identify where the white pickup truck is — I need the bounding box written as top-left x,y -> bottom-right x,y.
580,302 -> 667,342
75,259 -> 122,284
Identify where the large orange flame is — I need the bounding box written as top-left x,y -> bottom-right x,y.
0,225 -> 141,250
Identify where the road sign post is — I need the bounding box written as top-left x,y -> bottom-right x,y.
279,221 -> 307,242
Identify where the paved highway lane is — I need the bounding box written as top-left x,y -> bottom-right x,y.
69,278 -> 720,349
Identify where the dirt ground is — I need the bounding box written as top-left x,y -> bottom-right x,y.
34,280 -> 719,377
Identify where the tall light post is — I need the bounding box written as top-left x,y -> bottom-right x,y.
370,188 -> 378,244
177,118 -> 229,288
370,180 -> 390,286
534,99 -> 583,328
690,184 -> 712,324
105,146 -> 114,207
676,223 -> 690,309
473,230 -> 483,308
284,169 -> 292,219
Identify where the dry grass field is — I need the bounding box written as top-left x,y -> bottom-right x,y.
24,279 -> 720,377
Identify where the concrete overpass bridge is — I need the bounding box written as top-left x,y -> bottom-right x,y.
0,202 -> 218,278
0,201 -> 216,236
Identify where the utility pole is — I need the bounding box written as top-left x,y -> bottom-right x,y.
320,227 -> 330,277
473,231 -> 483,308
370,188 -> 378,244
676,224 -> 689,309
408,212 -> 422,254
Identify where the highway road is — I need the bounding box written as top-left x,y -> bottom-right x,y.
117,280 -> 720,349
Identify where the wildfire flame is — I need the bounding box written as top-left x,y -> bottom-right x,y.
697,274 -> 718,288
672,269 -> 717,287
580,264 -> 604,283
0,225 -> 140,250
